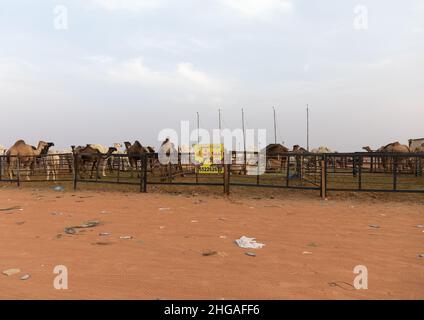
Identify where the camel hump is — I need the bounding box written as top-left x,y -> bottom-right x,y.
13,140 -> 26,146
134,141 -> 143,148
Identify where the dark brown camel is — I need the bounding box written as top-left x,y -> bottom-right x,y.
72,145 -> 117,179
124,141 -> 148,177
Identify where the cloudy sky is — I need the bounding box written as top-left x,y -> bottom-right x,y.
0,0 -> 423,151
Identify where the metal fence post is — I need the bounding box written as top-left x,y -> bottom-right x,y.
16,157 -> 21,187
224,163 -> 230,195
358,156 -> 362,190
140,154 -> 147,193
73,154 -> 78,190
393,156 -> 398,191
286,155 -> 290,187
320,156 -> 327,199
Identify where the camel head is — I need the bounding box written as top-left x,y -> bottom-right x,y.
37,141 -> 54,154
124,142 -> 132,150
147,146 -> 155,153
106,147 -> 117,157
161,137 -> 170,146
362,146 -> 373,152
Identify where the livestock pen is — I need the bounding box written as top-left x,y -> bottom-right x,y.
1,152 -> 424,197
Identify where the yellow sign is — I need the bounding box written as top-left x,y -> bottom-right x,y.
194,144 -> 224,174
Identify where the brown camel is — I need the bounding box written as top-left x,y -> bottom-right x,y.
72,145 -> 117,179
6,140 -> 54,180
124,141 -> 148,177
378,142 -> 410,172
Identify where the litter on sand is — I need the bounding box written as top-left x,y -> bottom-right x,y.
99,232 -> 111,236
52,186 -> 65,192
202,250 -> 217,256
418,253 -> 424,258
2,268 -> 21,276
120,236 -> 133,240
415,225 -> 424,228
159,208 -> 170,211
64,220 -> 101,235
0,206 -> 23,212
20,274 -> 31,281
245,252 -> 257,257
302,251 -> 313,255
235,236 -> 265,249
369,224 -> 380,229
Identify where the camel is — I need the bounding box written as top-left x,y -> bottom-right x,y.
156,138 -> 183,181
124,141 -> 148,177
72,145 -> 117,179
6,140 -> 54,180
378,142 -> 410,172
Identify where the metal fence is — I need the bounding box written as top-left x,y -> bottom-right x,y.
1,152 -> 423,197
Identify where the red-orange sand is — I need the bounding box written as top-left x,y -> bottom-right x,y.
0,187 -> 423,299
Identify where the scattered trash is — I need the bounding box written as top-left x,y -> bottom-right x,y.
302,251 -> 313,255
64,227 -> 77,235
99,232 -> 111,236
307,242 -> 318,248
2,268 -> 21,276
64,220 -> 101,235
418,253 -> 424,258
0,206 -> 23,212
245,252 -> 256,257
15,221 -> 26,225
235,236 -> 265,249
93,241 -> 114,246
369,224 -> 380,229
159,226 -> 165,229
202,250 -> 217,256
328,281 -> 355,291
120,236 -> 133,240
53,186 -> 65,192
219,235 -> 227,239
51,212 -> 63,216
159,208 -> 170,211
100,210 -> 109,214
20,274 -> 31,281
415,225 -> 424,229
191,220 -> 198,223
56,233 -> 63,239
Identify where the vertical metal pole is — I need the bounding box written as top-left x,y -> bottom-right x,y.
320,157 -> 326,199
358,156 -> 362,190
256,152 -> 260,186
73,154 -> 78,190
393,156 -> 398,191
17,157 -> 21,187
306,104 -> 310,152
242,108 -> 247,173
273,106 -> 277,145
140,154 -> 147,193
117,156 -> 121,183
286,155 -> 290,187
224,163 -> 230,195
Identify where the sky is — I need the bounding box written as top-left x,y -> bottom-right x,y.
0,0 -> 423,151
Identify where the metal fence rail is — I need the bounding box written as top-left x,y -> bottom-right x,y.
1,152 -> 423,197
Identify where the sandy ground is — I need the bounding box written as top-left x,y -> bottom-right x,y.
0,185 -> 423,300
